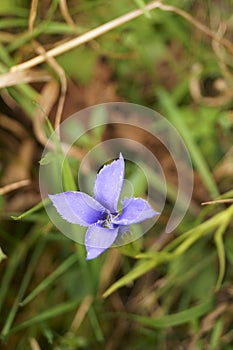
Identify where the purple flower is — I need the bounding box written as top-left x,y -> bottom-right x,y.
49,154 -> 159,260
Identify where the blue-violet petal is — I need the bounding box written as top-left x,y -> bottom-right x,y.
85,225 -> 119,260
49,192 -> 107,226
112,197 -> 159,225
94,153 -> 124,213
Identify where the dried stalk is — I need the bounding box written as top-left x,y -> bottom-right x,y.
10,1 -> 233,74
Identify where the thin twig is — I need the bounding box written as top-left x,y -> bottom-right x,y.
28,0 -> 67,131
189,62 -> 233,106
29,0 -> 39,33
0,69 -> 50,88
0,180 -> 30,195
59,0 -> 76,27
33,44 -> 67,131
212,22 -> 233,81
33,80 -> 60,147
69,296 -> 93,332
158,3 -> 233,55
11,1 -> 233,74
10,1 -> 163,72
0,114 -> 28,138
29,337 -> 42,350
202,199 -> 233,206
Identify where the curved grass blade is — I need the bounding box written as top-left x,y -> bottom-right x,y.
214,205 -> 233,290
127,297 -> 213,328
103,254 -> 171,298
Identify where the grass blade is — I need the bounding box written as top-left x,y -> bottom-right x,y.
11,199 -> 49,221
134,0 -> 151,18
1,239 -> 46,338
157,89 -> 219,198
20,253 -> 79,306
214,204 -> 233,290
128,297 -> 213,328
103,257 -> 164,298
0,228 -> 41,313
10,299 -> 81,334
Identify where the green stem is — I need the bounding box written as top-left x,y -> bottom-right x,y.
214,205 -> 233,290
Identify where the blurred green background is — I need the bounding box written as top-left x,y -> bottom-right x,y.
0,1 -> 233,349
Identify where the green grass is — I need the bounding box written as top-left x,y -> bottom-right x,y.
0,1 -> 233,349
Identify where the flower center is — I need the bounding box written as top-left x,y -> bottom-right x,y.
103,212 -> 120,229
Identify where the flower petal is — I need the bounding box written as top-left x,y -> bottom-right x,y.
113,225 -> 130,246
112,197 -> 159,225
94,153 -> 124,213
49,192 -> 107,226
85,225 -> 119,260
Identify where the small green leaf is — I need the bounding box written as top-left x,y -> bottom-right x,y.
39,151 -> 55,165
